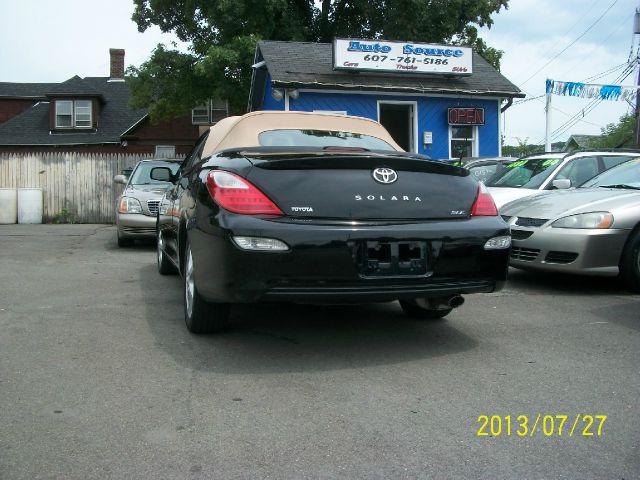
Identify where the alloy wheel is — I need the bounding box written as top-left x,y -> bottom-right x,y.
157,232 -> 164,265
185,247 -> 195,319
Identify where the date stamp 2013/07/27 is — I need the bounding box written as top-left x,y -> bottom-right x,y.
476,414 -> 607,438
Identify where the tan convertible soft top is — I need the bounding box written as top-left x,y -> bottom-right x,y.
201,111 -> 402,157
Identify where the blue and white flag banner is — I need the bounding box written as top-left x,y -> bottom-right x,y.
546,79 -> 637,102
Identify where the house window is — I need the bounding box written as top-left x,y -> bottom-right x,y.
192,104 -> 210,124
155,145 -> 176,158
55,100 -> 92,128
192,99 -> 228,125
74,100 -> 92,127
55,101 -> 73,127
450,125 -> 476,159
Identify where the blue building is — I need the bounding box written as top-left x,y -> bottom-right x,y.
248,40 -> 524,160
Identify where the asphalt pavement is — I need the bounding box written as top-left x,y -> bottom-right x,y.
0,224 -> 638,479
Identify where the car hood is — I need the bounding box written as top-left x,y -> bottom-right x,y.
487,187 -> 537,209
121,184 -> 171,201
501,188 -> 640,219
124,184 -> 170,194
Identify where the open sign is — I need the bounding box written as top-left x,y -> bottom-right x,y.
448,108 -> 485,125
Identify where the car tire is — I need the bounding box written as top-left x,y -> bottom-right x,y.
183,240 -> 230,333
619,230 -> 640,293
157,229 -> 177,275
117,232 -> 133,247
399,299 -> 452,320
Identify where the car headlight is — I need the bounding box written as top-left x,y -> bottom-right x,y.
118,196 -> 143,214
551,212 -> 613,229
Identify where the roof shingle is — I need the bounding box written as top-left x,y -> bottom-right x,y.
257,40 -> 524,98
0,76 -> 147,146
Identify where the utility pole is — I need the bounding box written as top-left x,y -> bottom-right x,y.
545,81 -> 552,151
634,7 -> 640,147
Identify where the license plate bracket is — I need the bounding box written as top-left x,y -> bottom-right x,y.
354,240 -> 428,278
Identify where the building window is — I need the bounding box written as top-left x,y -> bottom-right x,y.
450,125 -> 476,159
55,100 -> 92,128
155,145 -> 176,158
74,100 -> 92,127
55,101 -> 73,127
192,99 -> 228,125
192,104 -> 209,124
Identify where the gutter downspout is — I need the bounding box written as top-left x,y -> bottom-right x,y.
499,98 -> 514,157
500,97 -> 513,113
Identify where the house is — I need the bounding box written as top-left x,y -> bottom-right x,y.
0,49 -> 227,155
248,40 -> 524,159
562,134 -> 600,152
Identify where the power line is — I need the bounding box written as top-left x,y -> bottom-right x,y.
550,60 -> 636,136
539,60 -> 637,142
514,61 -> 629,105
518,0 -> 620,87
535,61 -> 635,143
581,61 -> 629,83
556,13 -> 633,81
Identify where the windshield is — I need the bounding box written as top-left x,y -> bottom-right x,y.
485,157 -> 562,188
258,129 -> 397,151
581,158 -> 640,188
130,162 -> 180,186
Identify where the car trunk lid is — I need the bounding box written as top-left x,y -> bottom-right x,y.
239,151 -> 480,220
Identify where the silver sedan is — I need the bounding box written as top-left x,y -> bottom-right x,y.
501,158 -> 640,291
114,159 -> 181,247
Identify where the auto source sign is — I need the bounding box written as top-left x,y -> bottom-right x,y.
333,38 -> 472,75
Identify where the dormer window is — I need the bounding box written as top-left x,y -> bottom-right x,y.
192,99 -> 228,125
55,100 -> 92,128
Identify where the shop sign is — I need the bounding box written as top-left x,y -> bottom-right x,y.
333,38 -> 472,75
448,107 -> 485,125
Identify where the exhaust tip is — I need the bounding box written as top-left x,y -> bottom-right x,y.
448,295 -> 465,309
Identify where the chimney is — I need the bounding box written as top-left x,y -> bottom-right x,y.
109,48 -> 125,81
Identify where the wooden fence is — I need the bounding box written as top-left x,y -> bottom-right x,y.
0,153 -> 163,223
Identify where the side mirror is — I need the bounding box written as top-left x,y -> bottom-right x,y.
552,179 -> 571,189
150,167 -> 176,183
113,174 -> 128,185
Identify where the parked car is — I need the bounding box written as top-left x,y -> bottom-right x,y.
152,111 -> 511,333
501,157 -> 640,291
486,150 -> 639,208
114,158 -> 181,247
464,157 -> 518,183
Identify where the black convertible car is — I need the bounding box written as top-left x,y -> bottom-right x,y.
152,112 -> 510,333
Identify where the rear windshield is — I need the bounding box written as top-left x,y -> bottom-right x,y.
581,158 -> 640,188
485,157 -> 562,188
130,162 -> 180,186
258,129 -> 397,151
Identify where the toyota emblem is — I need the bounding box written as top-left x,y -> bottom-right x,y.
372,167 -> 398,184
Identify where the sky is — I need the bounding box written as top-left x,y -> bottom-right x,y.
0,0 -> 637,146
479,0 -> 637,146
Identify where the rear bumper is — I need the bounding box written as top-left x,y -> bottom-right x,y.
189,212 -> 510,303
510,227 -> 628,275
261,280 -> 503,303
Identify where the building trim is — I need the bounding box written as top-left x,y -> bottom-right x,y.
297,88 -> 505,101
275,82 -> 525,98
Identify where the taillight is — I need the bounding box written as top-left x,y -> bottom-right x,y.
206,171 -> 283,215
470,183 -> 498,216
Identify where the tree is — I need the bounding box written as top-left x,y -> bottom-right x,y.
502,138 -> 544,158
128,0 -> 509,120
587,113 -> 635,149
